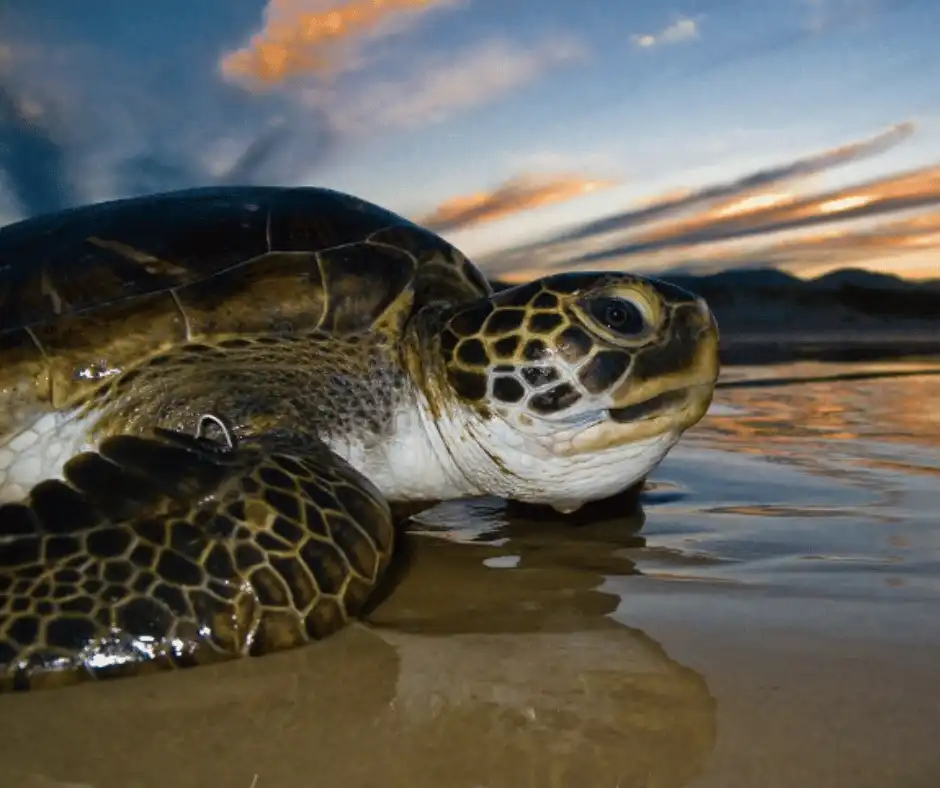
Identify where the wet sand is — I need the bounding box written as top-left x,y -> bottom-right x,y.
3,359 -> 940,788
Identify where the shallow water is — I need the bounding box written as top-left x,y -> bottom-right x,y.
3,360 -> 940,788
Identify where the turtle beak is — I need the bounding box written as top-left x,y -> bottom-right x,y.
609,388 -> 692,422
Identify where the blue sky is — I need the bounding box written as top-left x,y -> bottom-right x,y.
1,0 -> 939,279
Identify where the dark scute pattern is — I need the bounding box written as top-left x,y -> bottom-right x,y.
317,243 -> 416,333
250,566 -> 291,607
0,188 -> 271,331
370,225 -> 490,306
272,516 -> 305,544
529,383 -> 581,414
556,326 -> 595,364
155,550 -> 203,587
99,435 -> 229,499
492,335 -> 520,358
492,377 -> 525,404
29,481 -> 98,533
521,365 -> 559,387
302,502 -> 330,538
327,513 -> 379,579
204,544 -> 238,580
298,539 -> 348,596
527,312 -> 564,334
578,350 -> 632,394
0,503 -> 37,537
0,533 -> 41,569
103,561 -> 134,584
271,555 -> 317,612
256,530 -> 291,553
439,329 -> 459,355
152,583 -> 191,616
303,597 -> 345,641
63,453 -> 163,521
168,520 -> 206,557
264,488 -> 303,522
44,536 -> 80,562
531,291 -> 558,309
85,527 -> 132,560
447,368 -> 488,402
522,338 -> 548,362
456,337 -> 488,367
45,617 -> 98,651
483,308 -> 526,336
448,300 -> 494,337
258,466 -> 296,491
116,597 -> 175,640
7,616 -> 40,647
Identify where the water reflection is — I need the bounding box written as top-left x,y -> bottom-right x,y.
702,361 -> 940,453
1,529 -> 716,788
640,361 -> 940,598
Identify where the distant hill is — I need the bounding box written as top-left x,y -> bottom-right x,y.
490,266 -> 940,319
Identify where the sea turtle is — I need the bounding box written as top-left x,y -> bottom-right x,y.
0,186 -> 719,692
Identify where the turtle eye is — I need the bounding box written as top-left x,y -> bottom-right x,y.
586,296 -> 646,337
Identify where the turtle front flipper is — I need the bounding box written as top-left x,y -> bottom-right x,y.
0,427 -> 394,692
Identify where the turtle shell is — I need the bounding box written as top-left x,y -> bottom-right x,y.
0,186 -> 491,432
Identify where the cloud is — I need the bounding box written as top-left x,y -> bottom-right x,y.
504,148 -> 619,174
326,36 -> 585,134
417,172 -> 618,233
0,63 -> 318,222
220,0 -> 456,88
632,16 -> 700,49
802,0 -> 882,33
494,121 -> 912,256
1,6 -> 586,226
219,2 -> 586,154
0,81 -> 75,217
561,163 -> 940,266
645,209 -> 940,278
480,121 -> 938,278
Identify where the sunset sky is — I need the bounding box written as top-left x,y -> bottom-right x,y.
1,0 -> 938,280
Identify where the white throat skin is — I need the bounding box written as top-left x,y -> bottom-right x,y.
325,381 -> 680,513
421,395 -> 680,512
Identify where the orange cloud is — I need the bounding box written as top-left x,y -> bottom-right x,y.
533,122 -> 913,249
330,36 -> 585,133
220,0 -> 448,86
418,173 -> 617,232
480,122 -> 940,281
629,164 -> 940,250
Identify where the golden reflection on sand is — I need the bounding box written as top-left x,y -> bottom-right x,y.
0,534 -> 716,788
695,363 -> 940,461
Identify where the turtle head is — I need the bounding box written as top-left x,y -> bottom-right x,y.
422,271 -> 719,511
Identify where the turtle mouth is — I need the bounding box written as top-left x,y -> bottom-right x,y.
608,388 -> 693,423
